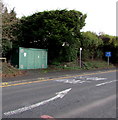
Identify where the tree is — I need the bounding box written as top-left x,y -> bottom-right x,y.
2,3 -> 20,59
81,31 -> 103,60
99,34 -> 118,47
99,34 -> 118,63
20,9 -> 87,63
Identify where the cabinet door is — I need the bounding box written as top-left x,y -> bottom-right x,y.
27,50 -> 35,69
19,48 -> 28,69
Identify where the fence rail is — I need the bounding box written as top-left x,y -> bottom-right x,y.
0,58 -> 6,62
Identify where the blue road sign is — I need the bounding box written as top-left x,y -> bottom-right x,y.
105,52 -> 111,57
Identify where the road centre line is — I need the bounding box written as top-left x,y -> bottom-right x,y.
96,80 -> 117,87
1,70 -> 116,88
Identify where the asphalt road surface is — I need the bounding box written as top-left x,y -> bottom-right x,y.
2,69 -> 117,118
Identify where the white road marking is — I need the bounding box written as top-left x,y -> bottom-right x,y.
96,80 -> 117,87
4,88 -> 72,116
86,77 -> 107,81
79,76 -> 107,81
56,79 -> 87,84
56,76 -> 106,84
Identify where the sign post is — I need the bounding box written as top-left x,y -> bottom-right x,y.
80,48 -> 82,68
105,52 -> 111,65
108,56 -> 110,65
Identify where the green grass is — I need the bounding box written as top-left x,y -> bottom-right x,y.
82,60 -> 114,70
51,60 -> 115,71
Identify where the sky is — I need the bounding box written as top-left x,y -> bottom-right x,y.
3,0 -> 117,36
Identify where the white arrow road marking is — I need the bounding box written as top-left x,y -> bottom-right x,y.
86,77 -> 107,81
4,88 -> 72,116
79,76 -> 107,81
56,79 -> 88,84
96,80 -> 117,87
56,77 -> 107,84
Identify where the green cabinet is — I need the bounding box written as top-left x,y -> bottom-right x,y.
18,47 -> 48,69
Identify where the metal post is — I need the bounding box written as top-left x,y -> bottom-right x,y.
80,50 -> 81,68
108,56 -> 109,65
80,48 -> 82,68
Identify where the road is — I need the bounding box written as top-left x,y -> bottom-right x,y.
2,69 -> 117,118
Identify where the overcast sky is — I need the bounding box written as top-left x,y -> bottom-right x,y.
3,0 -> 117,36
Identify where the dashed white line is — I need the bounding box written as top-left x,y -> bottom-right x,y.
96,80 -> 117,87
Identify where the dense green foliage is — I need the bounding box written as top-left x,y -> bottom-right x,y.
81,31 -> 103,60
99,34 -> 118,63
80,32 -> 118,63
19,10 -> 87,63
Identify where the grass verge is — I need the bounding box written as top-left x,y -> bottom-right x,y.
1,60 -> 116,78
41,60 -> 115,73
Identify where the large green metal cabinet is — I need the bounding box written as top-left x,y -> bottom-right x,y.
12,47 -> 48,69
